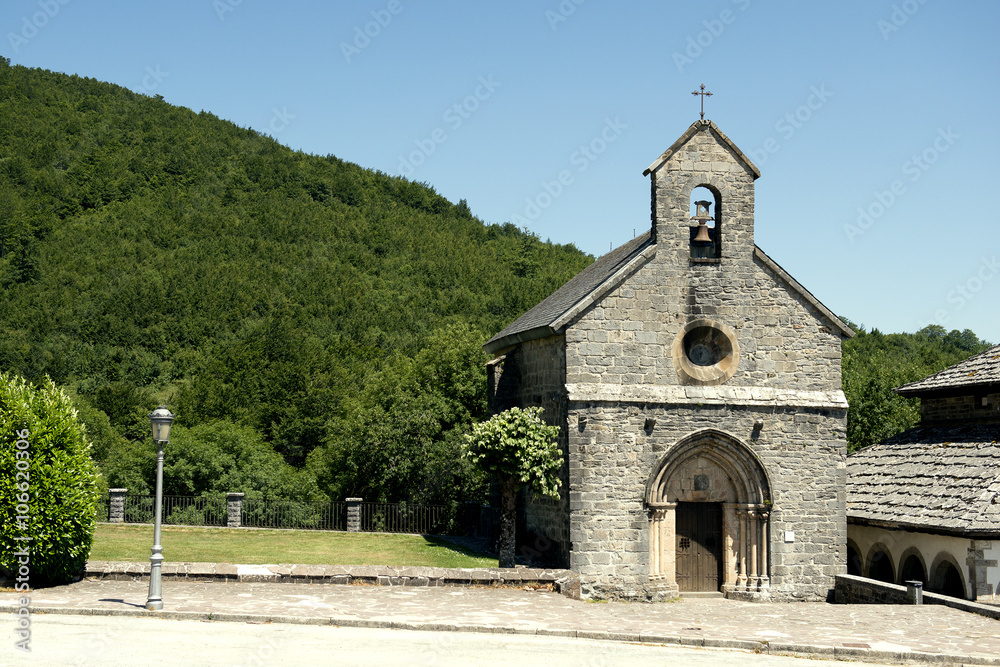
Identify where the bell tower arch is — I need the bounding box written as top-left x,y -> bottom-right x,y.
644,120 -> 759,266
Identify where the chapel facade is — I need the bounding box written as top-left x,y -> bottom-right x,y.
485,119 -> 854,601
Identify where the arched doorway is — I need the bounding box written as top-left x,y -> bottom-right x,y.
867,547 -> 894,584
846,541 -> 863,576
930,558 -> 966,599
898,550 -> 926,586
646,429 -> 772,596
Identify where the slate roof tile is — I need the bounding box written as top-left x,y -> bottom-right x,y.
847,423 -> 1000,534
484,232 -> 654,354
896,344 -> 1000,396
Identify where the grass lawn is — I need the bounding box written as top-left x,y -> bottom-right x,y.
90,524 -> 498,568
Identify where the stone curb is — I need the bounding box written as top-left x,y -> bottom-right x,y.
83,561 -> 581,599
2,603 -> 997,667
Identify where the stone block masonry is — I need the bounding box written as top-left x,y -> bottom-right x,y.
834,574 -> 1000,621
84,561 -> 581,599
226,493 -> 244,528
108,489 -> 127,523
567,402 -> 846,601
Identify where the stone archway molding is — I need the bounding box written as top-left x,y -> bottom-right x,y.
646,428 -> 771,505
645,429 -> 773,598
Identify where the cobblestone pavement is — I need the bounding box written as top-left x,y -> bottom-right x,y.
3,577 -> 999,665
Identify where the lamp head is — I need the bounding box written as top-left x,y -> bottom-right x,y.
149,406 -> 176,442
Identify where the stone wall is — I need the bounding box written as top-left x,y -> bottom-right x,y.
921,392 -> 1000,424
565,121 -> 845,393
563,251 -> 845,391
834,574 -> 1000,620
491,335 -> 572,567
650,122 -> 757,266
556,122 -> 848,601
568,402 -> 847,601
85,561 -> 581,598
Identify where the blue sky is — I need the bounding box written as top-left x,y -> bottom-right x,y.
4,0 -> 998,342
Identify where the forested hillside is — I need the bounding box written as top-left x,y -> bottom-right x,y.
0,59 -> 990,508
0,59 -> 591,505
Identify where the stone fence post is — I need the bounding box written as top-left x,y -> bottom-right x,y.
346,498 -> 362,532
226,492 -> 245,528
108,488 -> 127,523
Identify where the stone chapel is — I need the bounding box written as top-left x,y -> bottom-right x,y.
485,119 -> 854,601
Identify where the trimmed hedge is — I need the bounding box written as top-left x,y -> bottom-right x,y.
1,374 -> 101,586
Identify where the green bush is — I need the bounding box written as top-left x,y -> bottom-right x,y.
0,374 -> 102,586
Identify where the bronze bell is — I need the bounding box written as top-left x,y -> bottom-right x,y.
693,223 -> 712,244
690,200 -> 714,243
690,199 -> 714,258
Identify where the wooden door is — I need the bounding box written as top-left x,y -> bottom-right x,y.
675,502 -> 722,592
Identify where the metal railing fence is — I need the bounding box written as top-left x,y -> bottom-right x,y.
241,498 -> 346,531
356,501 -> 451,534
119,494 -> 228,526
99,493 -> 485,536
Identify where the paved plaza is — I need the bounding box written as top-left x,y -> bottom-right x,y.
2,572 -> 999,665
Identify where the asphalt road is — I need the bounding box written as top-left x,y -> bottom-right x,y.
3,615 -> 907,667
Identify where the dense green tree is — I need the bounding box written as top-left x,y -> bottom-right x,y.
309,323 -> 490,505
463,407 -> 562,568
842,323 -> 991,452
165,421 -> 324,500
0,374 -> 102,585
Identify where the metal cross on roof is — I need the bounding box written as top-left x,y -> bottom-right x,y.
691,84 -> 712,120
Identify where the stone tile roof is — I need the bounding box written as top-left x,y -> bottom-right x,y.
484,231 -> 655,354
896,344 -> 1000,397
846,423 -> 1000,536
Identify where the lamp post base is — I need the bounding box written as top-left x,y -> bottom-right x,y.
147,547 -> 163,611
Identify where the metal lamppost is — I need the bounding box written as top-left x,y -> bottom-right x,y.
146,406 -> 175,611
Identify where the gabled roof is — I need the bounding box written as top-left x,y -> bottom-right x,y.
846,423 -> 1000,536
895,344 -> 1000,397
483,237 -> 854,355
484,231 -> 656,354
643,119 -> 761,179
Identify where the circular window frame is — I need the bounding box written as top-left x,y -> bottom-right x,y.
672,319 -> 740,385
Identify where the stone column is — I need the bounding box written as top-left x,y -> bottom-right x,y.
758,509 -> 770,590
226,492 -> 244,528
648,509 -> 660,576
968,540 -> 997,601
722,503 -> 739,593
647,504 -> 676,580
346,497 -> 363,532
108,488 -> 127,523
748,510 -> 759,589
736,509 -> 747,590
